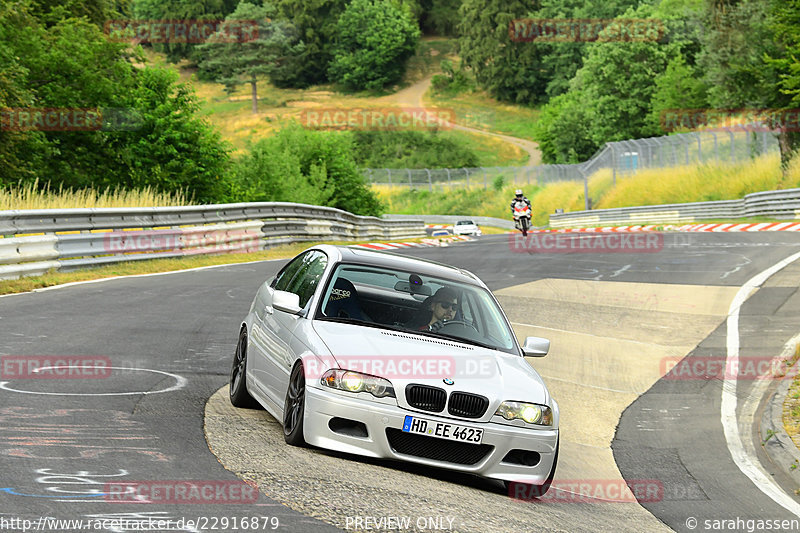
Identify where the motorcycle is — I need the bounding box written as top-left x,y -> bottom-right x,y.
513,200 -> 532,236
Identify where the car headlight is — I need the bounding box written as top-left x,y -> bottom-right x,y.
320,369 -> 396,398
495,401 -> 552,426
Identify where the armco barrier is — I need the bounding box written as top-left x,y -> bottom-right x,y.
0,202 -> 424,280
383,214 -> 515,230
550,188 -> 800,228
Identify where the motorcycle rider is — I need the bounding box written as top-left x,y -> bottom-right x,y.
510,189 -> 531,214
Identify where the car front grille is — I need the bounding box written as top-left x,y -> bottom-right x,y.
385,428 -> 493,466
405,384 -> 446,412
448,392 -> 489,419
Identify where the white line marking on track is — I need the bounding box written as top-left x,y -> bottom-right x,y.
609,264 -> 631,278
722,249 -> 800,515
510,322 -> 671,349
0,367 -> 187,396
538,374 -> 635,394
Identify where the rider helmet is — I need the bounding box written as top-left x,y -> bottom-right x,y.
515,189 -> 524,199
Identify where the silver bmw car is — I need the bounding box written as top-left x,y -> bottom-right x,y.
230,244 -> 559,495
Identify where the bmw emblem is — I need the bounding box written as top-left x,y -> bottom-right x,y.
443,378 -> 454,386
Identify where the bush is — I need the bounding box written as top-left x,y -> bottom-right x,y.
350,130 -> 480,168
0,9 -> 231,202
328,0 -> 420,91
430,59 -> 474,95
228,123 -> 384,216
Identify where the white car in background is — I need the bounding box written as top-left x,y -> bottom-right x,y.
452,220 -> 482,236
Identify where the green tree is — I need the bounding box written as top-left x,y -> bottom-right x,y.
11,16 -> 142,189
533,88 -> 598,163
698,0 -> 777,109
419,0 -> 462,36
272,0 -> 349,87
766,0 -> 800,165
328,0 -> 420,91
196,2 -> 302,114
120,67 -> 231,202
647,55 -> 709,133
0,3 -> 230,201
458,0 -> 550,104
534,5 -> 673,163
698,0 -> 800,164
573,8 -> 671,146
129,0 -> 232,62
28,0 -> 114,28
0,3 -> 47,185
533,0 -> 642,99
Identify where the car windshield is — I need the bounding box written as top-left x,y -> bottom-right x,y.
456,221 -> 473,225
315,263 -> 518,355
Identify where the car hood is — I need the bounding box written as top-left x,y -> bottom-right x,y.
310,320 -> 550,416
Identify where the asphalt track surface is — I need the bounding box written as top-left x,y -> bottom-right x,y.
2,232 -> 800,532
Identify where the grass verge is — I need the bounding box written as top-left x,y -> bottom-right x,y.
782,344 -> 800,457
427,89 -> 540,141
377,152 -> 800,226
2,180 -> 191,210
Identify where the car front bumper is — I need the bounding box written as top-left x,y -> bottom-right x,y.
303,385 -> 558,486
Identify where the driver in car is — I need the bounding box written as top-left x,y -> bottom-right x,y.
416,287 -> 458,331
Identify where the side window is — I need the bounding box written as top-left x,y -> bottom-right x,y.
284,251 -> 328,308
273,253 -> 308,291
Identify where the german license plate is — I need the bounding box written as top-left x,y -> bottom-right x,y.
402,415 -> 484,444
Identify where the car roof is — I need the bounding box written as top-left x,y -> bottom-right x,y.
312,244 -> 485,287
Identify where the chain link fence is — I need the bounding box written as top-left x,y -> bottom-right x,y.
364,127 -> 780,209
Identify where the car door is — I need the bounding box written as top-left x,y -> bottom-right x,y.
253,250 -> 328,406
249,253 -> 307,406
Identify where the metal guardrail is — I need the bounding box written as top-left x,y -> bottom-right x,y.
549,188 -> 800,227
383,214 -> 515,230
0,202 -> 425,280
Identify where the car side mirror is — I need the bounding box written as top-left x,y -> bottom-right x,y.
273,290 -> 302,315
522,336 -> 550,357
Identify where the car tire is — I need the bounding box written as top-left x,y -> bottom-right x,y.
503,437 -> 559,498
230,328 -> 259,409
283,361 -> 306,446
